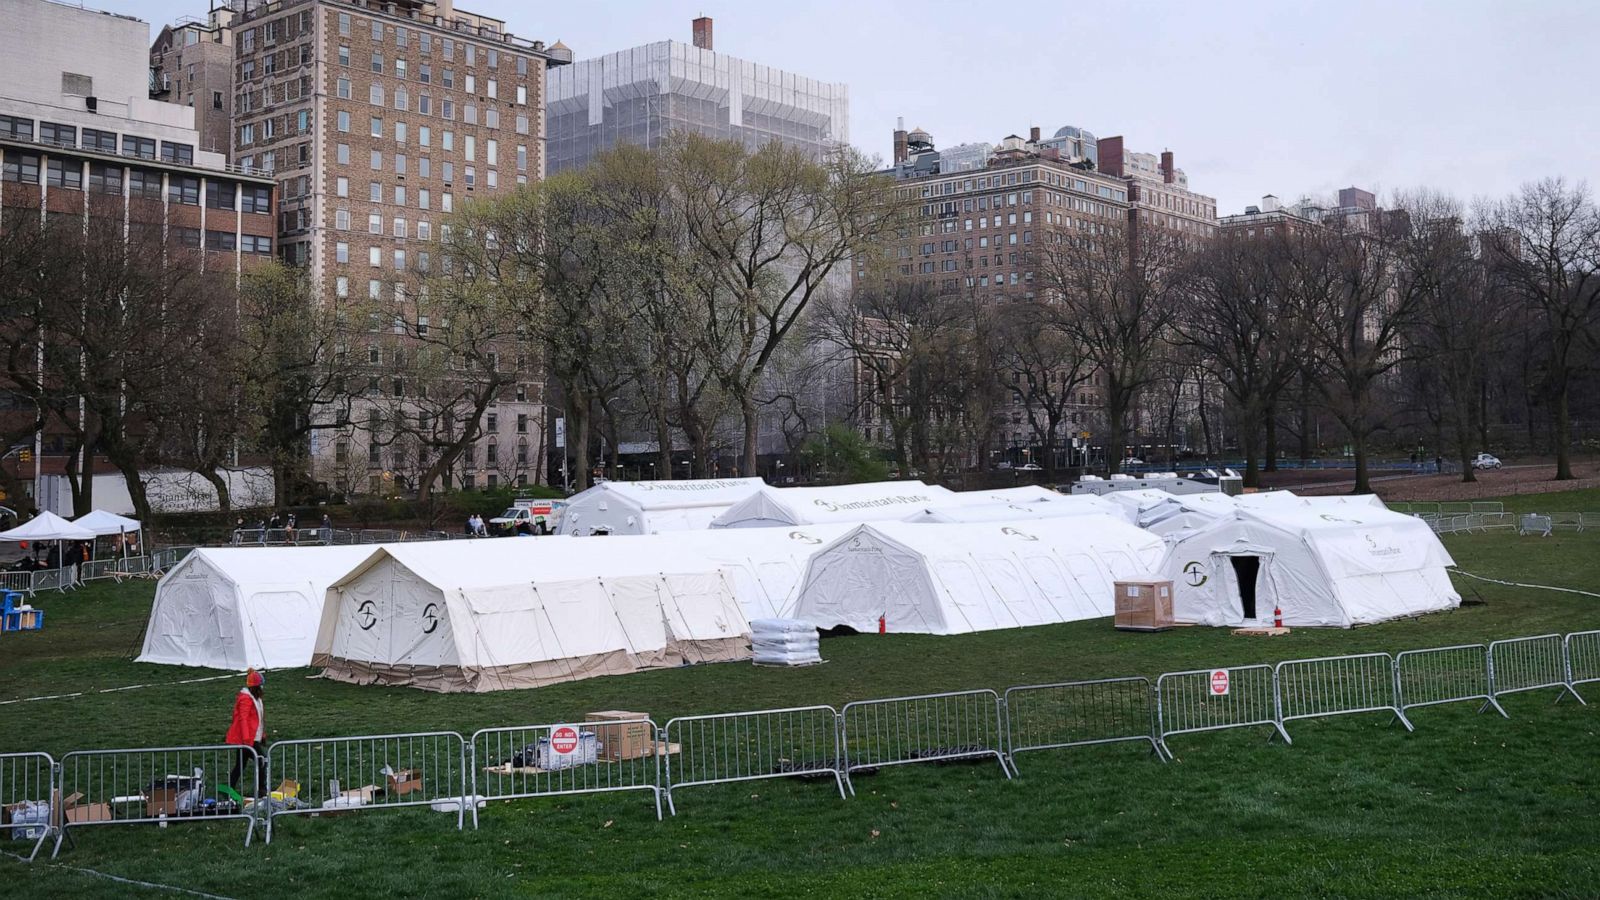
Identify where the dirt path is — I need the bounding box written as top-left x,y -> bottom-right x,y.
1290,460 -> 1600,500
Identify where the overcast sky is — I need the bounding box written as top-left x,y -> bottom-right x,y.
118,0 -> 1597,213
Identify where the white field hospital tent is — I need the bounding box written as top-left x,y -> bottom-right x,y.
948,486 -> 1063,505
614,525 -> 853,620
312,540 -> 750,692
903,494 -> 1120,524
1159,505 -> 1458,628
711,481 -> 957,529
791,515 -> 1165,634
138,546 -> 375,670
557,477 -> 767,535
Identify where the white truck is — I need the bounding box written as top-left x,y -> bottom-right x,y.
489,498 -> 566,535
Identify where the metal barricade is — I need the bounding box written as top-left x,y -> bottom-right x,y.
840,690 -> 1010,787
358,529 -> 400,544
151,546 -> 197,573
329,529 -> 358,545
231,529 -> 265,545
662,706 -> 845,814
78,559 -> 119,582
0,752 -> 57,862
1489,635 -> 1585,705
1472,512 -> 1516,532
1274,653 -> 1412,737
265,731 -> 468,842
1396,644 -> 1505,718
1438,501 -> 1472,515
116,556 -> 152,577
1582,512 -> 1600,531
30,566 -> 74,593
471,718 -> 662,825
1518,514 -> 1552,537
1563,630 -> 1600,702
1156,664 -> 1289,755
0,571 -> 34,594
1002,677 -> 1163,770
1469,501 -> 1505,515
1550,512 -> 1583,532
55,745 -> 259,856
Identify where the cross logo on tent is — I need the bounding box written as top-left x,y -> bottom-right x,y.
356,599 -> 377,631
1000,527 -> 1038,542
1182,561 -> 1208,587
421,602 -> 440,635
788,531 -> 822,545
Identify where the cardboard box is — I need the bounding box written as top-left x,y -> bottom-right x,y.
144,776 -> 201,817
385,769 -> 422,797
51,791 -> 112,826
271,779 -> 300,802
587,711 -> 653,761
1114,580 -> 1174,632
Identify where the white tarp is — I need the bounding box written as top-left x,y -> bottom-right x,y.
1159,506 -> 1458,628
903,495 -> 1120,524
137,546 -> 375,670
791,515 -> 1165,635
312,540 -> 750,692
558,477 -> 767,535
711,481 -> 957,528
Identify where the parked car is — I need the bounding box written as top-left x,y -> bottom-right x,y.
1471,452 -> 1502,470
1017,463 -> 1042,471
489,499 -> 567,535
1123,457 -> 1145,466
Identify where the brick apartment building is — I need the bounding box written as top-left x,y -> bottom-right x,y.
150,3 -> 243,157
0,0 -> 276,498
170,0 -> 571,494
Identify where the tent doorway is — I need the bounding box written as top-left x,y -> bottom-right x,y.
1228,555 -> 1262,620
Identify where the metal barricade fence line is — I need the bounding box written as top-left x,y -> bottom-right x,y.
663,706 -> 844,815
0,571 -> 34,595
1156,664 -> 1290,755
1563,630 -> 1600,702
79,559 -> 119,582
116,555 -> 152,577
1395,644 -> 1505,718
0,752 -> 57,862
265,731 -> 468,842
1273,653 -> 1412,736
1002,677 -> 1163,770
840,690 -> 1010,786
1489,634 -> 1585,705
30,565 -> 75,594
54,744 -> 259,857
470,719 -> 662,825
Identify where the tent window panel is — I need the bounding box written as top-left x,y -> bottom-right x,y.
972,555 -> 1036,626
1021,555 -> 1078,620
1063,554 -> 1114,615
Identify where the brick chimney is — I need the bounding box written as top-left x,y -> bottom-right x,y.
893,117 -> 909,164
1029,125 -> 1040,144
1160,150 -> 1175,184
1098,135 -> 1124,177
692,16 -> 713,50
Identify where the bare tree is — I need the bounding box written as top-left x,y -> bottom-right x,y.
1486,178 -> 1600,480
990,299 -> 1093,480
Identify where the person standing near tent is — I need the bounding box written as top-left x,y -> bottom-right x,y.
225,669 -> 267,795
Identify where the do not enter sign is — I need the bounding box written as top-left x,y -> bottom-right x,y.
1209,669 -> 1231,696
550,725 -> 581,756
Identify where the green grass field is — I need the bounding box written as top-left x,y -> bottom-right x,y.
3,493 -> 1600,898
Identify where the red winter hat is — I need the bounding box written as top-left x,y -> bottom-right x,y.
246,668 -> 264,687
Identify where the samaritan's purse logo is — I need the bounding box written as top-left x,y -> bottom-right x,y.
356,599 -> 377,631
421,601 -> 441,634
788,530 -> 823,545
1000,526 -> 1038,542
1182,561 -> 1208,587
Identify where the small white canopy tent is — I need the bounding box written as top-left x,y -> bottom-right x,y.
137,546 -> 375,670
711,481 -> 957,529
557,477 -> 767,535
312,540 -> 750,692
1159,506 -> 1459,628
791,515 -> 1165,635
903,494 -> 1120,525
0,511 -> 94,542
73,509 -> 142,535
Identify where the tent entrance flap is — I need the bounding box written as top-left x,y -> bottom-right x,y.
1228,555 -> 1262,620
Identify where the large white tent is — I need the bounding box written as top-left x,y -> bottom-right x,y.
610,524 -> 853,620
791,515 -> 1165,635
711,481 -> 957,529
903,494 -> 1121,525
137,546 -> 375,670
312,540 -> 750,692
947,486 -> 1063,505
557,477 -> 767,535
1159,505 -> 1458,628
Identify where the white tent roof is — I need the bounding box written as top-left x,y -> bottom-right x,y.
903,494 -> 1119,524
313,541 -> 749,692
138,545 -> 376,670
74,509 -> 143,535
558,477 -> 767,535
947,486 -> 1062,505
711,480 -> 957,528
1159,505 -> 1458,628
0,510 -> 94,541
1234,491 -> 1387,510
792,515 -> 1165,635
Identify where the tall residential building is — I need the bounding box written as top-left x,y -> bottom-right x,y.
150,2 -> 244,156
546,16 -> 849,172
211,0 -> 569,493
1,0 -> 276,493
1096,136 -> 1217,243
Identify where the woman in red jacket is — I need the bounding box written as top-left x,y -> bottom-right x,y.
226,669 -> 266,795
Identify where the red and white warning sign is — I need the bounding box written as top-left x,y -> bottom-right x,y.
549,725 -> 581,757
1209,669 -> 1231,696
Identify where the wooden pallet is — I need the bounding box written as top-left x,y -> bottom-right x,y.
481,742 -> 681,776
1231,625 -> 1292,637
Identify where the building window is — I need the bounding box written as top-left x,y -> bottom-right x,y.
45,158 -> 81,190
204,230 -> 236,251
168,176 -> 200,205
369,246 -> 381,267
336,176 -> 348,197
0,115 -> 34,141
122,135 -> 156,160
173,226 -> 201,248
335,275 -> 349,297
88,163 -> 122,194
206,181 -> 235,210
337,111 -> 350,133
335,241 -> 349,263
128,168 -> 161,199
39,122 -> 76,148
241,186 -> 269,213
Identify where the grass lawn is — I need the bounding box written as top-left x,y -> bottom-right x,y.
2,501 -> 1600,897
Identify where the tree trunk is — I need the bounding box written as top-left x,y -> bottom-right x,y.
1240,418 -> 1261,489
1553,385 -> 1573,480
568,391 -> 592,491
1351,431 -> 1370,495
199,468 -> 233,512
1105,384 -> 1129,476
740,392 -> 760,477
1263,405 -> 1278,472
653,388 -> 673,480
